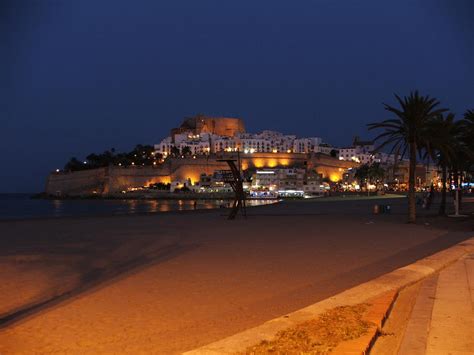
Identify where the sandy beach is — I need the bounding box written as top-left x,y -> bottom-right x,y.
0,197 -> 472,354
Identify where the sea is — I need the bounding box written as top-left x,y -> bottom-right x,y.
0,194 -> 276,220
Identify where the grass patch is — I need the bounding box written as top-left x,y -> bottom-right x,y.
244,304 -> 372,354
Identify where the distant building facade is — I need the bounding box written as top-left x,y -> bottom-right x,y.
338,136 -> 397,165
155,116 -> 331,156
251,168 -> 305,191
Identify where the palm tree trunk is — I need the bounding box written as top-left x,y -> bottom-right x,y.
439,164 -> 447,215
458,171 -> 463,211
453,170 -> 459,212
408,141 -> 417,223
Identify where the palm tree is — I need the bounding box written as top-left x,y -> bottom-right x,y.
424,113 -> 459,215
456,109 -> 474,206
355,163 -> 385,185
368,91 -> 447,223
170,146 -> 180,157
462,109 -> 474,125
181,146 -> 192,156
460,110 -> 474,153
368,163 -> 385,183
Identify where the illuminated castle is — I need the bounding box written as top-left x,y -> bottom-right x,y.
170,115 -> 245,138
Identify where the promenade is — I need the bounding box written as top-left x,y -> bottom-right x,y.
372,250 -> 474,355
0,196 -> 472,354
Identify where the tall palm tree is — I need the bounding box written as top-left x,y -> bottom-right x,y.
460,109 -> 474,152
424,113 -> 459,215
457,109 -> 474,202
462,109 -> 474,123
368,91 -> 447,223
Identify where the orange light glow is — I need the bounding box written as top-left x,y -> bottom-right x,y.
145,176 -> 171,187
267,159 -> 277,168
329,173 -> 341,182
278,158 -> 290,166
253,158 -> 265,168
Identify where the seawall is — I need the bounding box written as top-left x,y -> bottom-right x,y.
45,168 -> 109,196
45,153 -> 356,196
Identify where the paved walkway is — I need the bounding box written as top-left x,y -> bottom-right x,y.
399,253 -> 474,354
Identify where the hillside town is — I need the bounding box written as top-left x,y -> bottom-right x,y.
152,115 -> 439,196
47,115 -> 440,198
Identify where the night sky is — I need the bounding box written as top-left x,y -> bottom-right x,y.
1,1 -> 473,193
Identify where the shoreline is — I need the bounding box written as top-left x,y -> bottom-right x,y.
32,191 -> 261,201
0,193 -> 408,223
31,190 -> 407,201
0,198 -> 280,223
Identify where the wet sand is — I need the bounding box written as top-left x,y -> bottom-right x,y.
0,198 -> 472,354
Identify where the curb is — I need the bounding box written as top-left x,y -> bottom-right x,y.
331,290 -> 398,354
184,237 -> 474,354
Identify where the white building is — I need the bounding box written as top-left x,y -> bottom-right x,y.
303,179 -> 323,195
251,168 -> 306,192
314,143 -> 335,155
189,173 -> 233,193
376,152 -> 397,165
156,125 -> 329,156
236,131 -> 296,153
155,136 -> 173,156
155,133 -> 213,156
293,137 -> 322,153
338,137 -> 399,166
338,137 -> 376,164
213,136 -> 238,152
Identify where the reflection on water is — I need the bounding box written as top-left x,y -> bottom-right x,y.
52,199 -> 64,217
148,200 -> 159,213
0,194 -> 277,220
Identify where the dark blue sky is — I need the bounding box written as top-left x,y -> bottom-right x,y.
1,1 -> 473,193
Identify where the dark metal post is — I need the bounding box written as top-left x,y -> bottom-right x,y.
217,157 -> 246,220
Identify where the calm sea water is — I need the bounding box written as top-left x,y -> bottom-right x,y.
0,194 -> 275,220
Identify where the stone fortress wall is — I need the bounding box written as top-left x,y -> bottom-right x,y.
170,116 -> 245,140
308,153 -> 359,182
44,115 -> 361,196
196,116 -> 245,137
45,153 -> 356,196
105,165 -> 171,193
45,168 -> 109,196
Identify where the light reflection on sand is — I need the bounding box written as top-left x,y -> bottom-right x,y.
122,199 -> 276,215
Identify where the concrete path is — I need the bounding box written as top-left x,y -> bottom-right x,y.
398,253 -> 474,354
